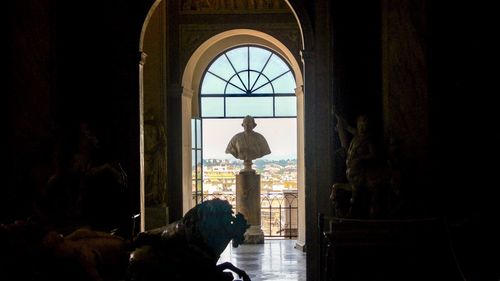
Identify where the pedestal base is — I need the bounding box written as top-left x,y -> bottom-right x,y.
145,205 -> 169,230
244,225 -> 265,244
236,171 -> 264,244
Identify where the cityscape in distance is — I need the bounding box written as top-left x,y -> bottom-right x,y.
198,158 -> 298,237
202,158 -> 297,194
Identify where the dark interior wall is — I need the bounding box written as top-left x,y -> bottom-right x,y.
381,0 -> 433,216
330,0 -> 382,184
428,2 -> 499,280
51,1 -> 144,222
6,0 -> 55,222
5,0 -> 150,225
331,0 -> 382,126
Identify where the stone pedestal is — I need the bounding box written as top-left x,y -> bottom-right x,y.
145,205 -> 169,230
236,171 -> 264,244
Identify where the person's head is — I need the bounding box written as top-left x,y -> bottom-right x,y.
242,115 -> 257,132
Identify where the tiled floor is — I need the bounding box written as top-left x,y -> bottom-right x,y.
217,239 -> 306,281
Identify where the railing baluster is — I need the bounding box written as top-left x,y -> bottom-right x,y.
196,191 -> 298,238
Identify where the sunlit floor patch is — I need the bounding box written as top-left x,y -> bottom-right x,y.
218,239 -> 306,281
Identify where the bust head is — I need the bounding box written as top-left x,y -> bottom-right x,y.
225,115 -> 271,170
242,115 -> 257,132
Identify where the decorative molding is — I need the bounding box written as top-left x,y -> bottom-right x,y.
179,23 -> 300,72
182,87 -> 194,98
139,52 -> 148,65
180,0 -> 291,14
300,49 -> 313,65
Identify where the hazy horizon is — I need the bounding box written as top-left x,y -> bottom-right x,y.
202,118 -> 297,161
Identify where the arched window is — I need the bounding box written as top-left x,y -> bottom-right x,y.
200,45 -> 296,118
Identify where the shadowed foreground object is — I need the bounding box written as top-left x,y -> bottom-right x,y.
129,199 -> 250,281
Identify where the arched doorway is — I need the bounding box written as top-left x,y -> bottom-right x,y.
181,29 -> 306,247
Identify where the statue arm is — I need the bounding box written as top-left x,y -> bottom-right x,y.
335,113 -> 354,148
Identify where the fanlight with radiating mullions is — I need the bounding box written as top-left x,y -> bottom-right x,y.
201,45 -> 297,118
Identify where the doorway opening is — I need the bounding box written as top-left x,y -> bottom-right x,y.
195,45 -> 297,238
181,30 -> 305,246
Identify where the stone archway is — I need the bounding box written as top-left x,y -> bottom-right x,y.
181,29 -> 306,247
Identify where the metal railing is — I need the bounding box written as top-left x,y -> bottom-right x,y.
198,191 -> 298,238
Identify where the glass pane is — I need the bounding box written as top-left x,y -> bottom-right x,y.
201,97 -> 224,117
275,96 -> 297,116
208,55 -> 234,80
226,97 -> 273,117
197,150 -> 202,166
239,71 -> 250,91
249,71 -> 260,90
251,75 -> 271,92
225,47 -> 248,73
273,72 -> 296,94
226,76 -> 246,94
191,119 -> 196,148
196,119 -> 202,147
192,180 -> 197,193
197,180 -> 202,193
201,72 -> 227,95
263,55 -> 290,80
249,47 -> 272,72
253,83 -> 274,94
191,150 -> 196,172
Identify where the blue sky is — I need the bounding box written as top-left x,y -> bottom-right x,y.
202,118 -> 297,160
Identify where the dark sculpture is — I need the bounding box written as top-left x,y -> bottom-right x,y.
41,228 -> 131,281
128,199 -> 251,281
144,112 -> 167,205
331,114 -> 397,218
36,121 -> 131,237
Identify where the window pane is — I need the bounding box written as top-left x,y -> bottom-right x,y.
201,72 -> 227,94
275,96 -> 297,116
251,75 -> 272,93
225,47 -> 248,73
273,72 -> 296,94
208,55 -> 234,80
226,76 -> 246,94
191,119 -> 196,148
249,71 -> 261,90
196,119 -> 202,147
249,47 -> 272,72
239,71 -> 250,90
196,180 -> 203,196
263,55 -> 290,80
226,97 -> 273,117
196,150 -> 202,178
201,97 -> 224,117
191,151 -> 196,174
253,83 -> 274,94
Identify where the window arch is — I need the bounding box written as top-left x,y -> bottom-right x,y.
200,45 -> 297,118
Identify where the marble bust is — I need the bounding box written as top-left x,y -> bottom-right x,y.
225,115 -> 271,172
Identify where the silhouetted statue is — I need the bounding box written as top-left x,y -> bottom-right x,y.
128,199 -> 250,281
331,114 -> 393,218
38,122 -> 130,236
144,113 -> 167,205
41,228 -> 130,281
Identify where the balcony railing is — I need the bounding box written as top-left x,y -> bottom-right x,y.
197,191 -> 298,238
